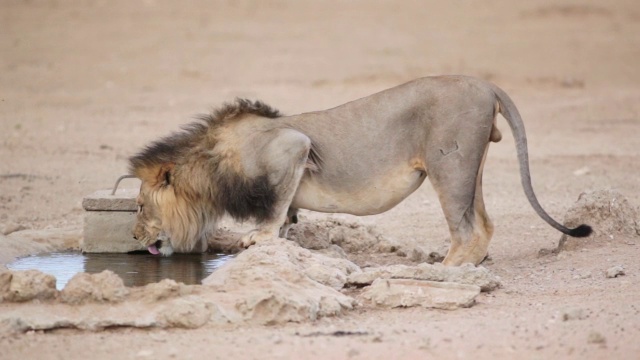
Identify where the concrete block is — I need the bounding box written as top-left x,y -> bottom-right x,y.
82,189 -> 139,211
83,188 -> 142,253
82,211 -> 143,253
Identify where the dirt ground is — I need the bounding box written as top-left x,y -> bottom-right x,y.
2,0 -> 640,359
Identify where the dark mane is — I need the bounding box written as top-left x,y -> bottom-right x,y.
129,99 -> 281,174
197,98 -> 282,125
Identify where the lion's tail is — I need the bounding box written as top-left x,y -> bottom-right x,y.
491,84 -> 592,238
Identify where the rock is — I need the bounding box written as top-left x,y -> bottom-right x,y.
408,247 -> 445,264
207,229 -> 245,254
346,265 -> 409,287
287,220 -> 331,250
156,295 -> 214,328
587,331 -> 607,345
1,222 -> 26,236
0,270 -> 57,302
136,350 -> 154,358
347,262 -> 501,292
0,237 -> 363,332
0,271 -> 14,300
557,190 -> 639,252
135,279 -> 192,302
0,292 -> 231,334
605,265 -> 625,278
331,224 -> 399,253
60,270 -> 129,304
0,317 -> 26,334
287,219 -> 398,253
361,279 -> 480,310
572,271 -> 592,280
303,264 -> 348,291
202,238 -> 357,324
0,240 -> 360,333
407,247 -> 426,261
0,289 -> 234,334
315,244 -> 348,259
572,166 -> 591,176
561,308 -> 587,321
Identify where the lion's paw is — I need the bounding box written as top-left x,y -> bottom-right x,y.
240,229 -> 277,248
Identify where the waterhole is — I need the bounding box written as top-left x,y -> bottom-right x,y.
7,252 -> 233,290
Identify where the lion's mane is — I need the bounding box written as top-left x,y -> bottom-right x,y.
129,99 -> 282,250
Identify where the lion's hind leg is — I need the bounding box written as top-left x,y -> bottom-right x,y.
240,129 -> 311,248
428,140 -> 494,266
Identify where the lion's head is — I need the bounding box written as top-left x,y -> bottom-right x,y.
132,163 -> 178,256
130,144 -> 219,256
129,99 -> 282,255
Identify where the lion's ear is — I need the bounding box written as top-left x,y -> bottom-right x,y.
157,163 -> 175,187
134,162 -> 174,187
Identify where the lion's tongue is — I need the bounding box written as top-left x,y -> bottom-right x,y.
148,245 -> 160,255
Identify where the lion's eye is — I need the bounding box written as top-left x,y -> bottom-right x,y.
137,205 -> 143,214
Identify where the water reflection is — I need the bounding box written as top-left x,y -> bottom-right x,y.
8,252 -> 233,290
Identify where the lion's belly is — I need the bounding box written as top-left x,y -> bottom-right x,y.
292,168 -> 426,216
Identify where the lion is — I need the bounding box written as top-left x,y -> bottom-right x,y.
129,75 -> 591,265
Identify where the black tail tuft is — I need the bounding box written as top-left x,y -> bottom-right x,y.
568,224 -> 592,238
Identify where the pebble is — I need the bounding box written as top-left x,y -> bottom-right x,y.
561,308 -> 586,321
572,271 -> 592,280
136,350 -> 154,357
572,166 -> 591,176
587,331 -> 607,345
347,348 -> 360,357
605,266 -> 625,278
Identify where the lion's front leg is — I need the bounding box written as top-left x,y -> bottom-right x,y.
240,228 -> 279,248
240,130 -> 311,248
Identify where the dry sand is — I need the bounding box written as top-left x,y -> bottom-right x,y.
1,0 -> 640,358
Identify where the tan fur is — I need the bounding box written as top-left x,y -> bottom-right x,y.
131,76 -> 591,264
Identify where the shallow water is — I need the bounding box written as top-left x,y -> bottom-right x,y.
7,252 -> 233,290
